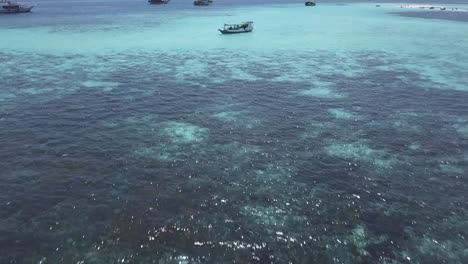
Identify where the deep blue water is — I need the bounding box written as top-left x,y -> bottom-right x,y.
1,51 -> 467,263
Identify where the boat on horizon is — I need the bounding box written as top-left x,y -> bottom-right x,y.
148,0 -> 170,4
194,0 -> 212,6
0,0 -> 34,13
305,1 -> 316,6
219,21 -> 253,34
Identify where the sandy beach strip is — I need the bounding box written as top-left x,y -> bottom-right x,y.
397,4 -> 468,12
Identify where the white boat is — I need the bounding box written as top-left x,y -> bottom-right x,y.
219,21 -> 253,34
0,0 -> 34,13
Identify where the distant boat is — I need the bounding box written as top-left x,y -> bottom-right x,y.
148,0 -> 170,4
305,1 -> 316,6
194,0 -> 212,6
0,0 -> 34,13
219,21 -> 253,34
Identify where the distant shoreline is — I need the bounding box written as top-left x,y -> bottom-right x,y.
396,4 -> 468,12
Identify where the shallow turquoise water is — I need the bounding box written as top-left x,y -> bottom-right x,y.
1,1 -> 467,263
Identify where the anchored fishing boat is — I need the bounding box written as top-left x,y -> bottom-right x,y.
194,0 -> 212,6
148,0 -> 170,4
0,0 -> 34,13
219,21 -> 253,34
305,1 -> 316,6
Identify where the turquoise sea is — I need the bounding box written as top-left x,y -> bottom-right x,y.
1,1 -> 468,263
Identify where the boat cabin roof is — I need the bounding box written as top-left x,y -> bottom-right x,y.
1,0 -> 19,4
224,21 -> 253,26
2,2 -> 19,7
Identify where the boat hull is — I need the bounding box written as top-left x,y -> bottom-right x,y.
218,29 -> 252,34
0,5 -> 33,13
148,0 -> 169,4
193,0 -> 212,6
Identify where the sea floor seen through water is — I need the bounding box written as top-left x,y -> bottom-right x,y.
0,1 -> 467,263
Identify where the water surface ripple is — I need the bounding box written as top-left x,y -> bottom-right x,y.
1,2 -> 467,264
